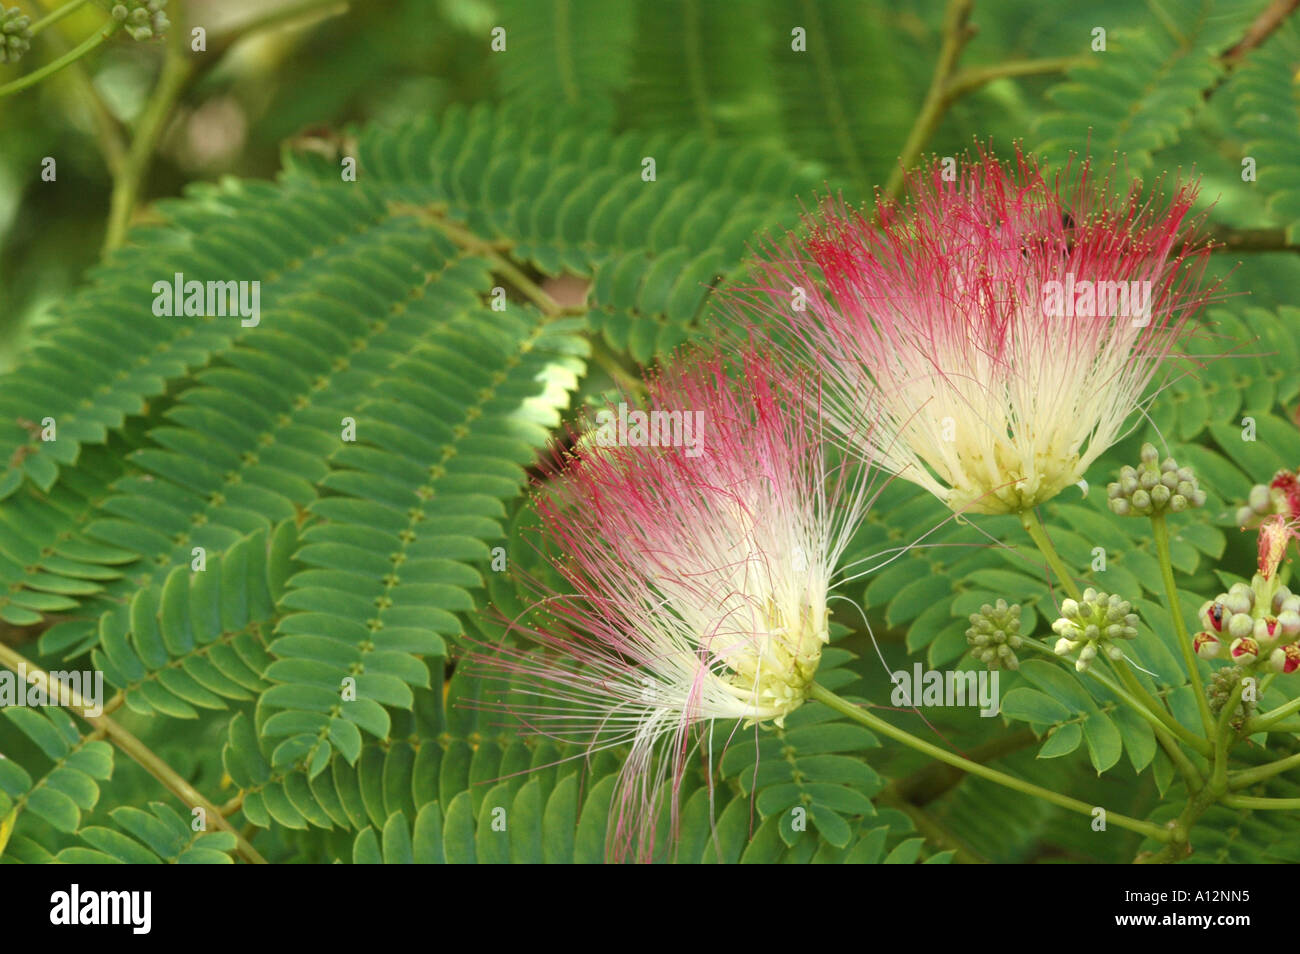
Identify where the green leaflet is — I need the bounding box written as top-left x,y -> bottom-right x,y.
1232,19 -> 1300,242
1033,0 -> 1261,169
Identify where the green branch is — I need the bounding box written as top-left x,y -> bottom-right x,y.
944,55 -> 1089,99
883,727 -> 1039,805
0,642 -> 266,864
208,0 -> 349,55
103,42 -> 192,251
1109,655 -> 1211,756
883,0 -> 974,201
1221,793 -> 1300,810
28,0 -> 91,35
1151,513 -> 1214,735
100,0 -> 352,251
0,19 -> 118,99
882,3 -> 1082,202
27,0 -> 127,175
1247,694 -> 1300,732
810,683 -> 1174,843
1019,510 -> 1082,600
1229,750 -> 1300,789
27,0 -> 90,34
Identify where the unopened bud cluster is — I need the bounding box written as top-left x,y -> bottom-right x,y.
0,7 -> 32,64
1107,443 -> 1206,516
1207,665 -> 1255,731
1192,575 -> 1300,672
966,599 -> 1023,670
1052,588 -> 1139,672
1236,469 -> 1300,529
111,0 -> 169,40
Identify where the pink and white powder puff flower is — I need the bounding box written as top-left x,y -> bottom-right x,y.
470,349 -> 875,863
741,149 -> 1218,515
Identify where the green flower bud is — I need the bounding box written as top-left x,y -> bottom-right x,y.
1050,587 -> 1139,669
117,0 -> 169,40
0,6 -> 32,64
967,598 -> 1025,670
1228,613 -> 1254,639
1207,665 -> 1256,730
1109,443 -> 1207,517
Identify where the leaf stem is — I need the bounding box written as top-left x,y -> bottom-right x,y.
1247,693 -> 1300,732
1018,635 -> 1208,776
1109,655 -> 1211,755
412,205 -> 579,318
1211,682 -> 1246,793
101,0 -> 352,250
103,43 -> 192,251
1018,509 -> 1081,600
0,642 -> 266,864
29,0 -> 91,35
1221,793 -> 1300,810
809,682 -> 1173,843
944,55 -> 1088,99
1137,678 -> 1255,861
26,0 -> 127,175
0,19 -> 117,99
882,9 -> 1084,202
883,0 -> 974,201
883,727 -> 1038,804
1150,513 -> 1215,735
1229,750 -> 1300,789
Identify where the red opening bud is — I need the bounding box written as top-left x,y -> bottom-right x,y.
1193,631 -> 1222,659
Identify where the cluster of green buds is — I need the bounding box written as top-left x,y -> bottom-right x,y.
0,7 -> 32,65
966,599 -> 1023,670
111,0 -> 169,40
1051,588 -> 1139,672
1107,443 -> 1207,516
1236,469 -> 1300,529
1207,665 -> 1256,731
1192,574 -> 1300,672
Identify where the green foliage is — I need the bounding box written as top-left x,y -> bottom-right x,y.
0,99 -> 877,864
0,706 -> 113,841
1232,20 -> 1300,242
493,0 -> 635,116
1033,0 -> 1261,168
2,0 -> 1300,867
64,803 -> 237,864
